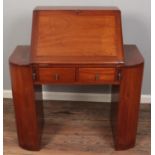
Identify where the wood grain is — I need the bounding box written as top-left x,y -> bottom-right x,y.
31,8 -> 124,64
9,44 -> 144,151
4,99 -> 150,155
37,67 -> 75,83
78,68 -> 116,83
9,45 -> 142,66
9,64 -> 43,151
111,63 -> 144,150
9,46 -> 30,66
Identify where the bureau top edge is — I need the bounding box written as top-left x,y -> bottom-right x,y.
34,6 -> 120,11
9,45 -> 144,68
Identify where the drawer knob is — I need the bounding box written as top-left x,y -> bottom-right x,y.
95,73 -> 100,80
54,74 -> 59,80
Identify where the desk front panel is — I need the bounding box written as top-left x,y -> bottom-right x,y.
34,66 -> 120,84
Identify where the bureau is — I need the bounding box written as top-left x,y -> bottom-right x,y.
9,6 -> 144,151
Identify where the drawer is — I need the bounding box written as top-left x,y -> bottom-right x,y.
37,67 -> 75,83
78,68 -> 116,83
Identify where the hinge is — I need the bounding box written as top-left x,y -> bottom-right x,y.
117,69 -> 122,81
32,72 -> 36,80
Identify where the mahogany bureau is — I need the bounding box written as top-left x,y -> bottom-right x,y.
9,7 -> 144,151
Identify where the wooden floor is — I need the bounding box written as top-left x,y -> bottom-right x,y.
4,99 -> 151,155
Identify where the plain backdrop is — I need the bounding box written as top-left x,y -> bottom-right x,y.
3,0 -> 151,94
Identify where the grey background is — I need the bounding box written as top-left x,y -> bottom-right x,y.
4,0 -> 151,94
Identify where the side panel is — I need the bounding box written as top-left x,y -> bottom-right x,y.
111,64 -> 144,150
9,64 -> 43,150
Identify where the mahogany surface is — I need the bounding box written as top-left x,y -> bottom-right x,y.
9,64 -> 43,150
9,46 -> 30,66
9,44 -> 144,151
111,64 -> 144,150
31,7 -> 124,64
9,6 -> 144,151
38,67 -> 76,83
9,45 -> 143,66
78,68 -> 116,83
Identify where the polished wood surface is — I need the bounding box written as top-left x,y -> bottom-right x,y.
111,63 -> 144,150
9,6 -> 144,151
9,44 -> 144,151
31,8 -> 124,64
9,45 -> 143,66
78,68 -> 116,83
38,67 -> 75,83
123,45 -> 144,67
9,46 -> 30,66
9,64 -> 43,151
4,99 -> 151,155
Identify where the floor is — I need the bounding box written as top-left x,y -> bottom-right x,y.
3,99 -> 151,155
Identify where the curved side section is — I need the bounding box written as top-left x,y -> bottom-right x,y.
111,63 -> 144,150
9,58 -> 43,151
9,44 -> 144,151
124,45 -> 144,67
9,45 -> 144,67
111,45 -> 144,150
9,46 -> 31,66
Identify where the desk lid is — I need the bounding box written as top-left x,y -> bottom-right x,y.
30,6 -> 124,65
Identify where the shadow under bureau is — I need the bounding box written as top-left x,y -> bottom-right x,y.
9,6 -> 144,151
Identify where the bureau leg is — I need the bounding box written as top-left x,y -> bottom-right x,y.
111,64 -> 144,150
9,64 -> 43,151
